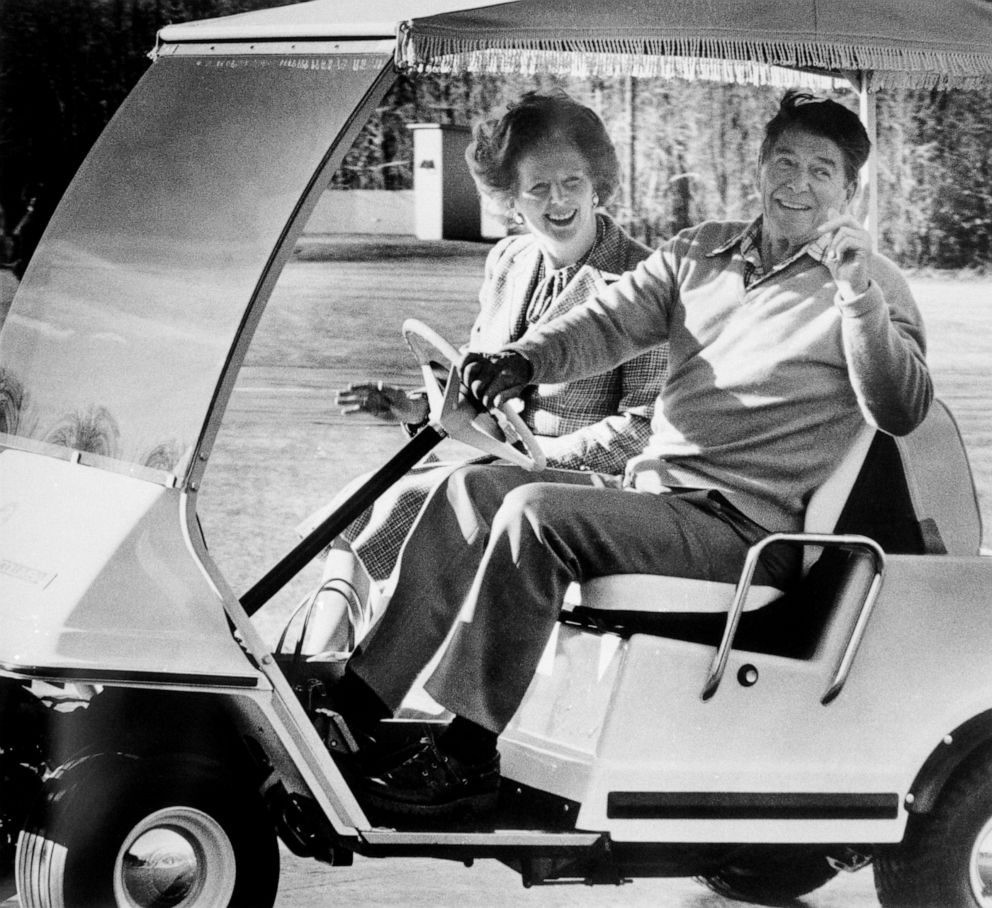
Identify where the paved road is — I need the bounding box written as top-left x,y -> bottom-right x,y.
0,840 -> 880,907
275,846 -> 881,906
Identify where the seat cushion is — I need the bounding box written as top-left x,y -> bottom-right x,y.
577,573 -> 783,614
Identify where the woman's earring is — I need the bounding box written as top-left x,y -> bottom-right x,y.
512,210 -> 525,225
592,194 -> 600,208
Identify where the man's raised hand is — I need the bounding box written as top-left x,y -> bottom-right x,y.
817,206 -> 872,302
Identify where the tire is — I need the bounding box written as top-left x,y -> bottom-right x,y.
699,845 -> 840,905
1,760 -> 43,899
875,743 -> 992,907
16,752 -> 279,908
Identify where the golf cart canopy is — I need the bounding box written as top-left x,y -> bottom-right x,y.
1,0 -> 990,490
159,0 -> 992,89
396,0 -> 992,90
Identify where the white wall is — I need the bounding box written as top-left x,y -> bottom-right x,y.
303,189 -> 507,239
305,189 -> 415,236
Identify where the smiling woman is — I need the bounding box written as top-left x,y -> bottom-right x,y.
320,89 -> 669,585
465,90 -> 621,268
510,145 -> 598,269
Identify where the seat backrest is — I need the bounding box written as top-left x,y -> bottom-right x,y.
803,425 -> 876,534
891,399 -> 981,555
830,399 -> 981,556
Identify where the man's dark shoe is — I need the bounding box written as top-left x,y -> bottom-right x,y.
360,734 -> 500,819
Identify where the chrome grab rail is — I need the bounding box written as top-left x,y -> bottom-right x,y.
700,533 -> 886,704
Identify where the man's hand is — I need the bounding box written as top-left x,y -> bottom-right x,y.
336,382 -> 429,424
817,207 -> 872,302
460,351 -> 533,410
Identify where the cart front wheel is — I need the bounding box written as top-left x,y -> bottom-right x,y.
16,752 -> 279,908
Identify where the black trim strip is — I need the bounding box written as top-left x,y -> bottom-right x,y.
0,662 -> 258,688
607,791 -> 899,821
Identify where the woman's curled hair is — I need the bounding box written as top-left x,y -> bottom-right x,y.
465,90 -> 621,209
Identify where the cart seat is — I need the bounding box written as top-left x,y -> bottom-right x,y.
573,424 -> 876,616
572,398 -> 979,622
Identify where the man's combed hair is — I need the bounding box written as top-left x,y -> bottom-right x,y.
465,90 -> 621,208
760,89 -> 871,184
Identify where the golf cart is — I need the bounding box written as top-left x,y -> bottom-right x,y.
1,0 -> 992,906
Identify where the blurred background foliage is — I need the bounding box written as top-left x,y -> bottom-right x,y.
1,0 -> 990,272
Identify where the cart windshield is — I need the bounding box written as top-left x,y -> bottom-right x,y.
0,48 -> 388,482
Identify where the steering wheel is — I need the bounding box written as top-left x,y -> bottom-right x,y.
402,318 -> 546,471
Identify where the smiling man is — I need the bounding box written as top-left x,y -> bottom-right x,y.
759,94 -> 871,289
332,90 -> 933,819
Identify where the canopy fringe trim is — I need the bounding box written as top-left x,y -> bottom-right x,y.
396,26 -> 992,88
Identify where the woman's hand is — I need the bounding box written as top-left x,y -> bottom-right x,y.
336,382 -> 429,424
460,351 -> 533,410
817,208 -> 872,302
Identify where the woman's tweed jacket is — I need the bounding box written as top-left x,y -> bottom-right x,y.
470,213 -> 668,474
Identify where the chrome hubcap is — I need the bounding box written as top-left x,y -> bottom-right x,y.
114,807 -> 236,908
970,815 -> 992,905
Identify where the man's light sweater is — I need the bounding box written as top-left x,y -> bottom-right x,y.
508,220 -> 933,532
